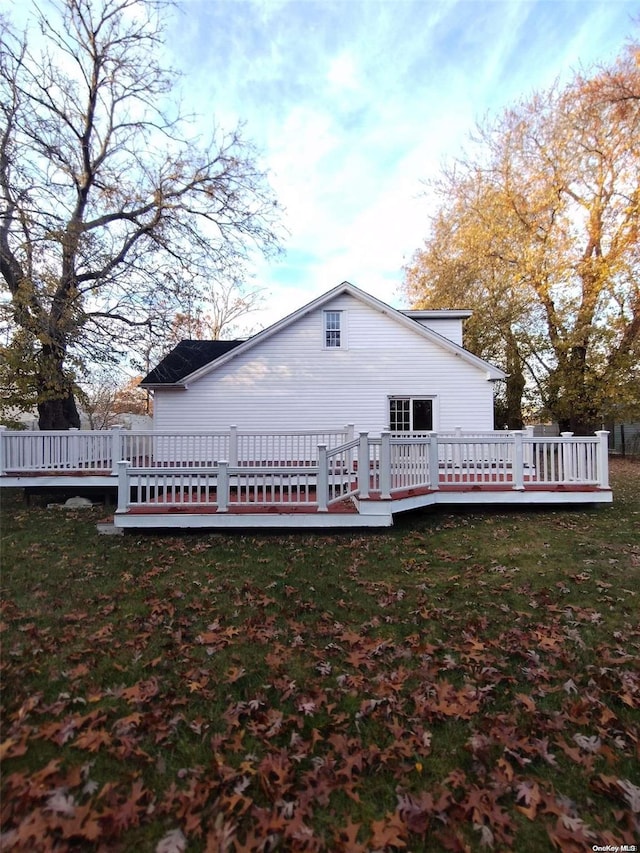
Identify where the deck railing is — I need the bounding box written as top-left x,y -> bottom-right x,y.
320,436 -> 363,507
121,464 -> 322,511
436,435 -> 522,484
526,435 -> 604,485
388,432 -> 607,488
122,431 -> 229,468
0,428 -> 117,472
0,425 -> 353,474
112,430 -> 610,515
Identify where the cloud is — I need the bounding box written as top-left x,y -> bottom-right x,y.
8,0 -> 633,355
214,0 -> 632,327
18,0 -> 635,335
326,51 -> 361,92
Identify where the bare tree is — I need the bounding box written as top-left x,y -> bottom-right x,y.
0,0 -> 282,428
169,276 -> 264,342
79,371 -> 149,428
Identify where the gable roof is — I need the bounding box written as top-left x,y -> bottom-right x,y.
142,282 -> 506,388
141,339 -> 245,386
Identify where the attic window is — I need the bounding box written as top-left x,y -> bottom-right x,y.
324,310 -> 344,349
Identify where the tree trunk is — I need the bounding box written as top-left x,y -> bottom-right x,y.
555,393 -> 600,434
35,343 -> 81,430
37,393 -> 81,430
505,332 -> 525,429
555,345 -> 600,435
505,376 -> 525,429
562,411 -> 600,436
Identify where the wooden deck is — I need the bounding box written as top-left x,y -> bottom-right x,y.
112,483 -> 609,530
0,428 -> 613,529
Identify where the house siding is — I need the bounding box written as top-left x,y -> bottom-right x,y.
411,318 -> 463,346
152,294 -> 496,435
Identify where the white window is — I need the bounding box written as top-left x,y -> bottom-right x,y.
324,310 -> 344,349
389,397 -> 434,431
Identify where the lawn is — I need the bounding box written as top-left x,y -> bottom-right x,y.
1,458 -> 638,852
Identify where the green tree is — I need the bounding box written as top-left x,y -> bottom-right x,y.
405,42 -> 640,433
0,0 -> 282,429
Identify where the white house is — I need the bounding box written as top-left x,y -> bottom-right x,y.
141,282 -> 506,435
0,284 -> 611,527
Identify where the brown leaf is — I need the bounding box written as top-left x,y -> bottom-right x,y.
369,813 -> 408,849
396,791 -> 434,834
515,693 -> 536,713
12,693 -> 42,724
258,751 -> 293,798
0,737 -> 28,760
555,737 -> 591,767
109,778 -> 149,832
74,728 -> 113,752
495,758 -> 513,783
224,666 -> 246,684
67,663 -> 91,680
515,780 -> 542,820
119,678 -> 160,704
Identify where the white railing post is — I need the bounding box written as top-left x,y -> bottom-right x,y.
428,432 -> 439,490
561,432 -> 574,482
453,428 -> 462,469
117,460 -> 131,513
346,423 -> 355,443
523,426 -> 534,468
111,426 -> 123,473
357,432 -> 369,499
380,431 -> 392,499
69,427 -> 79,469
229,426 -> 238,466
512,431 -> 525,490
217,461 -> 229,512
0,426 -> 6,476
317,444 -> 329,511
595,431 -> 610,489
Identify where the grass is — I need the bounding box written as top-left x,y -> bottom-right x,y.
1,457 -> 639,852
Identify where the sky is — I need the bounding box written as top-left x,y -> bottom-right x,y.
159,0 -> 637,333
8,0 -> 639,334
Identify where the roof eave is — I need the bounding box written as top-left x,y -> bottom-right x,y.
401,309 -> 474,320
139,382 -> 186,390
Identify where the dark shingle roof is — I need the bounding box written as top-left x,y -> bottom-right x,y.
141,340 -> 245,386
